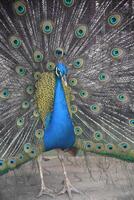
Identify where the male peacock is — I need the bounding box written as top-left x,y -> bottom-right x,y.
0,0 -> 134,199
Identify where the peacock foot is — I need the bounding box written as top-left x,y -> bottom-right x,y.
57,177 -> 81,200
37,186 -> 55,198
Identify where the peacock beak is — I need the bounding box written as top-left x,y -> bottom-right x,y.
62,75 -> 67,86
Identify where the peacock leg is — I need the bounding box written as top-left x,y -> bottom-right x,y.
57,151 -> 81,200
37,155 -> 54,198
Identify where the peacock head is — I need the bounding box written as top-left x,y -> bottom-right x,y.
55,62 -> 68,86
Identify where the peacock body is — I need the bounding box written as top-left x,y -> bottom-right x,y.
36,64 -> 75,151
0,0 -> 134,187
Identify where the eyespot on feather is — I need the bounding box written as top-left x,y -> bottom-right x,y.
74,126 -> 83,136
35,129 -> 44,139
33,50 -> 44,62
0,88 -> 10,99
63,0 -> 74,7
16,117 -> 25,127
14,1 -> 27,16
16,66 -> 27,77
75,25 -> 87,39
107,13 -> 122,28
41,20 -> 54,34
24,143 -> 32,154
9,36 -> 22,48
72,58 -> 84,69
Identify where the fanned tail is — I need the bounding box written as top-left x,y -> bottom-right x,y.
66,0 -> 134,162
0,0 -> 47,175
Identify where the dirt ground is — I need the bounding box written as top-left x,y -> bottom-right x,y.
0,154 -> 134,200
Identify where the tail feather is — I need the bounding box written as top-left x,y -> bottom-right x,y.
0,142 -> 44,175
68,1 -> 134,162
74,138 -> 134,163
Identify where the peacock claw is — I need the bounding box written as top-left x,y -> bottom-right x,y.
37,187 -> 55,198
57,178 -> 81,200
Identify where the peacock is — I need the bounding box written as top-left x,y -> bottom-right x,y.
0,0 -> 134,199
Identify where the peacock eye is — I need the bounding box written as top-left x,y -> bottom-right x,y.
54,48 -> 64,58
69,78 -> 77,87
72,58 -> 84,69
75,25 -> 87,39
111,47 -> 124,59
84,141 -> 93,151
0,88 -> 10,99
111,48 -> 119,57
119,142 -> 129,151
129,119 -> 134,127
71,105 -> 78,114
98,73 -> 106,81
96,143 -> 103,151
9,36 -> 22,48
90,104 -> 101,114
98,72 -> 110,83
63,0 -> 74,7
34,72 -> 41,80
24,143 -> 32,153
0,160 -> 3,166
33,50 -> 44,62
106,143 -> 114,151
14,2 -> 26,16
16,66 -> 26,77
16,117 -> 25,127
94,131 -> 103,141
118,94 -> 125,101
117,93 -> 128,103
22,100 -> 30,109
26,85 -> 34,95
46,62 -> 55,71
74,126 -> 83,135
29,147 -> 37,158
0,160 -> 6,170
8,159 -> 16,169
35,129 -> 44,139
41,21 -> 53,34
108,14 -> 121,27
18,153 -> 24,161
79,90 -> 88,98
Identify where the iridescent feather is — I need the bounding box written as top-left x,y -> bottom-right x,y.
0,0 -> 134,181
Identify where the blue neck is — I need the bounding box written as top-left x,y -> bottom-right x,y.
44,76 -> 75,151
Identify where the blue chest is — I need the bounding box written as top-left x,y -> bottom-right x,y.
43,77 -> 75,151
